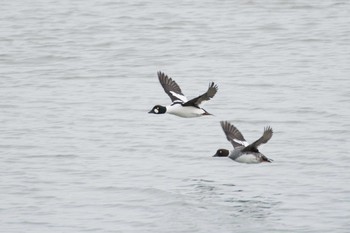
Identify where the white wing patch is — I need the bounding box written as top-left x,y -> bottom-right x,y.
233,139 -> 249,147
170,91 -> 188,103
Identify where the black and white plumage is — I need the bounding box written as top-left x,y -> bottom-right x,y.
148,71 -> 218,118
213,121 -> 273,164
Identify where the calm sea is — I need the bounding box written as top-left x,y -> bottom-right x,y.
1,0 -> 350,232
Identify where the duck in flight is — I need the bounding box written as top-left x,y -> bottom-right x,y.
213,121 -> 273,163
148,71 -> 218,118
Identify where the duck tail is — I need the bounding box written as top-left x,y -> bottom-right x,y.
262,155 -> 273,163
202,109 -> 213,116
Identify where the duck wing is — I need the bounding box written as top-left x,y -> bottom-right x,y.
183,82 -> 218,107
158,71 -> 188,103
242,126 -> 273,152
220,121 -> 249,148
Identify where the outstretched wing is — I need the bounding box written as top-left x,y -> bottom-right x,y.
220,121 -> 249,148
157,71 -> 187,103
243,126 -> 273,152
183,82 -> 218,107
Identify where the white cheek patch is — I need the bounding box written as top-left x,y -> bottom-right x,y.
154,108 -> 159,113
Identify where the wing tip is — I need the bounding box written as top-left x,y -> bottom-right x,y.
157,71 -> 166,79
220,120 -> 228,128
264,126 -> 273,134
208,82 -> 219,96
209,82 -> 218,89
157,71 -> 174,86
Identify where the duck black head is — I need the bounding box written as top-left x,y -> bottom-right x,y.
148,105 -> 166,114
213,149 -> 229,157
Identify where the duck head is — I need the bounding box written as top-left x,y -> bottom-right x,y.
213,149 -> 229,157
148,105 -> 166,114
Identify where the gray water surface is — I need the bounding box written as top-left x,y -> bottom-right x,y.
1,1 -> 350,232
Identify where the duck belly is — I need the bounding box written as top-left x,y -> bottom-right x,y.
167,105 -> 205,118
233,154 -> 260,164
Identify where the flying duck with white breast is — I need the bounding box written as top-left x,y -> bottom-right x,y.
213,121 -> 273,164
148,71 -> 218,118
